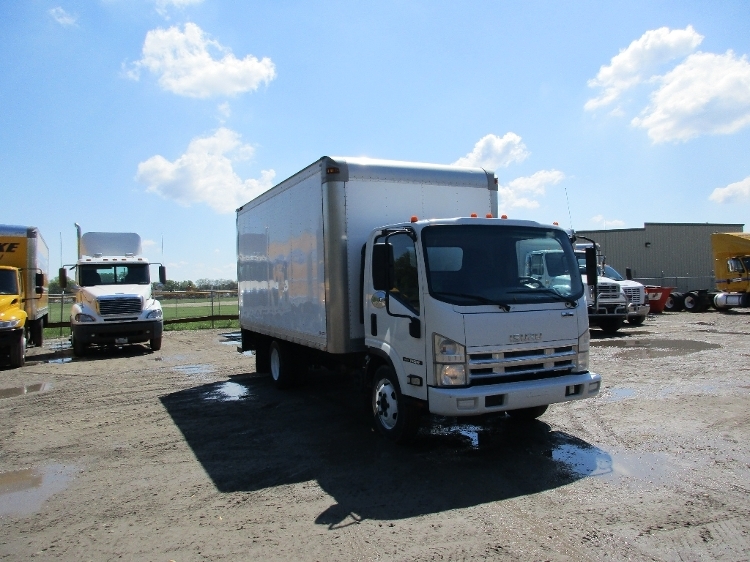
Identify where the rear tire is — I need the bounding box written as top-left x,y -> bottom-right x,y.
665,292 -> 684,312
269,340 -> 297,389
371,365 -> 421,444
9,333 -> 25,368
30,319 -> 44,347
507,405 -> 548,420
150,336 -> 162,351
683,291 -> 706,312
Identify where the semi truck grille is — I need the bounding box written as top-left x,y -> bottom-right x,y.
98,297 -> 142,316
468,345 -> 576,385
623,288 -> 642,303
597,283 -> 620,298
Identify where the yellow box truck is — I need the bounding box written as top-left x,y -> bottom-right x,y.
0,225 -> 49,367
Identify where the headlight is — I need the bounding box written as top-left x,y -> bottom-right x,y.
433,334 -> 467,386
575,330 -> 590,373
75,314 -> 95,323
146,309 -> 163,319
0,319 -> 22,329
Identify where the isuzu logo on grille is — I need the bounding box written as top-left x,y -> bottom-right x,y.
509,333 -> 542,343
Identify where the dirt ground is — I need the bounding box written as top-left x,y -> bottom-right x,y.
1,311 -> 749,561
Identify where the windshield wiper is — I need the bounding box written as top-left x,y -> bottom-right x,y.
507,287 -> 578,306
431,291 -> 510,311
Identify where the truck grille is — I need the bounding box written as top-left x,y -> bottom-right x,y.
597,283 -> 620,298
623,287 -> 642,304
98,297 -> 142,316
468,345 -> 576,385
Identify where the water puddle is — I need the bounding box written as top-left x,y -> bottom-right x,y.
0,383 -> 52,400
46,340 -> 71,352
202,381 -> 251,402
552,443 -> 667,482
590,339 -> 720,359
606,387 -> 636,402
47,358 -> 72,364
173,364 -> 215,380
0,464 -> 77,517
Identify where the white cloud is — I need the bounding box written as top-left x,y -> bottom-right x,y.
586,26 -> 703,110
453,133 -> 529,170
49,7 -> 77,26
128,23 -> 276,98
154,0 -> 203,17
136,127 -> 276,214
632,50 -> 750,143
590,215 -> 626,228
709,175 -> 750,204
498,170 -> 565,210
142,239 -> 157,248
217,102 -> 231,120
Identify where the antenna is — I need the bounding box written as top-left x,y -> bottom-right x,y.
564,185 -> 573,230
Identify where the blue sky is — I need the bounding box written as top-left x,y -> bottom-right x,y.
2,1 -> 749,281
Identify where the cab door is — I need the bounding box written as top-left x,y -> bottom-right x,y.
365,231 -> 427,398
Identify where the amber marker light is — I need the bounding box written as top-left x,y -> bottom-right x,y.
553,221 -> 559,226
470,213 -> 478,218
486,213 -> 493,218
501,214 -> 508,219
410,215 -> 418,223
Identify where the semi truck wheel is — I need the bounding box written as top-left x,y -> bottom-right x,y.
664,292 -> 684,312
150,336 -> 162,351
507,405 -> 548,420
683,291 -> 706,312
598,318 -> 623,334
371,365 -> 421,444
9,333 -> 25,368
269,340 -> 296,389
627,316 -> 645,326
72,333 -> 87,357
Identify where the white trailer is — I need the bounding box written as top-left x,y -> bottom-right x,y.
237,157 -> 601,442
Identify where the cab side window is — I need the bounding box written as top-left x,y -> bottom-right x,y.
389,233 -> 420,314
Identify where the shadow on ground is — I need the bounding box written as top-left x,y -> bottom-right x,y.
160,370 -> 607,526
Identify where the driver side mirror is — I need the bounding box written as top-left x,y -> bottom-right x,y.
159,265 -> 167,285
59,268 -> 68,290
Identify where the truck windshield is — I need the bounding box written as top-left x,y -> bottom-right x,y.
78,264 -> 150,286
422,225 -> 583,306
0,269 -> 19,295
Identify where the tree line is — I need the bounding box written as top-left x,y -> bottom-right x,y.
47,277 -> 238,294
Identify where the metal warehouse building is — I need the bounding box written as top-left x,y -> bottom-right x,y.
575,222 -> 745,292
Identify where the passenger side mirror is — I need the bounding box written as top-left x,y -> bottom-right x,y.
585,248 -> 598,289
59,268 -> 67,289
35,272 -> 45,288
159,266 -> 167,285
625,267 -> 633,280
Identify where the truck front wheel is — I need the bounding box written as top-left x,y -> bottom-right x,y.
507,405 -> 548,420
30,319 -> 44,347
9,333 -> 25,368
150,336 -> 162,351
269,340 -> 296,389
371,365 -> 421,444
71,333 -> 87,357
598,318 -> 623,334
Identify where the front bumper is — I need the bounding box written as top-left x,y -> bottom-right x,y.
427,371 -> 601,417
0,328 -> 24,347
628,304 -> 650,319
72,320 -> 162,345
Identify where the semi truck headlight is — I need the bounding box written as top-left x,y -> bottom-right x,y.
575,330 -> 590,372
0,319 -> 22,329
433,334 -> 467,386
75,314 -> 95,323
146,309 -> 163,319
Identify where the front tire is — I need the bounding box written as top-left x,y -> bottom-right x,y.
598,318 -> 624,334
507,405 -> 548,420
371,365 -> 421,444
72,332 -> 87,357
9,333 -> 25,368
150,336 -> 162,351
627,316 -> 645,326
30,319 -> 44,347
269,340 -> 296,389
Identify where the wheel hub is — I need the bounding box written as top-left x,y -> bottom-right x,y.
374,379 -> 399,430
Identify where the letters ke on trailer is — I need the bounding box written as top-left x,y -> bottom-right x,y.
236,156 -> 602,443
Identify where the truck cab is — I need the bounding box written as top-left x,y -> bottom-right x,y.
361,218 -> 601,441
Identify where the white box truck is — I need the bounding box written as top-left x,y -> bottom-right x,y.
237,157 -> 602,442
60,228 -> 166,356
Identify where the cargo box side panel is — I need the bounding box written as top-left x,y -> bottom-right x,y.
27,228 -> 49,321
238,172 -> 327,350
344,180 -> 494,341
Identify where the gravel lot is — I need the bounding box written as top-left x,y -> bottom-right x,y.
1,311 -> 750,561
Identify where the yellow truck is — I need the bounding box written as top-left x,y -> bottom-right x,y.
668,232 -> 750,312
0,225 -> 49,367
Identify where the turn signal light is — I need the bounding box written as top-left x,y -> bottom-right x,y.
486,213 -> 493,218
410,215 -> 418,223
501,214 -> 508,219
470,213 -> 478,218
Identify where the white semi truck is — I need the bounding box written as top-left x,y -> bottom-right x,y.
237,157 -> 602,443
60,228 -> 166,356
